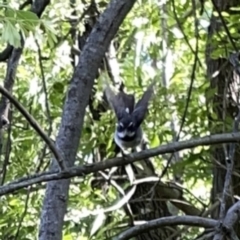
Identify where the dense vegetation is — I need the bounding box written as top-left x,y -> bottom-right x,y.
0,0 -> 239,239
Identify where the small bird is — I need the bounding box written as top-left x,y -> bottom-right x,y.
104,81 -> 155,154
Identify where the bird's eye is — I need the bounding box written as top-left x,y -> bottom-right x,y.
117,123 -> 124,131
127,122 -> 134,131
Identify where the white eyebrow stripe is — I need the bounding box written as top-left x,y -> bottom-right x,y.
125,108 -> 129,113
128,122 -> 133,127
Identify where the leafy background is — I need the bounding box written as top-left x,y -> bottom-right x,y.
0,0 -> 237,239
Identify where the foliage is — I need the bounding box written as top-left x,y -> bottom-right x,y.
0,0 -> 239,239
0,5 -> 57,48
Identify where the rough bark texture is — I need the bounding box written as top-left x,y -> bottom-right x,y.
38,1 -> 137,239
206,0 -> 240,237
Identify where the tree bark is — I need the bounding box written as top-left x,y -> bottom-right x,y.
206,0 -> 240,237
38,0 -> 138,239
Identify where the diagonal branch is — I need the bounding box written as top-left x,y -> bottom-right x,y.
0,86 -> 65,170
117,216 -> 217,240
1,132 -> 240,196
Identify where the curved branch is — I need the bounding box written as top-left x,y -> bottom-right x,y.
0,86 -> 65,170
117,216 -> 217,240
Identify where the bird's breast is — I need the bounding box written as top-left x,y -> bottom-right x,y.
114,128 -> 142,150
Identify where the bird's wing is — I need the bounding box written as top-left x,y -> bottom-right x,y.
132,80 -> 156,127
104,85 -> 135,120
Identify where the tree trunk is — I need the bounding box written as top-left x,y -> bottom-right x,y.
38,1 -> 137,239
206,0 -> 240,237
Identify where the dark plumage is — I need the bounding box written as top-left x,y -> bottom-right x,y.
105,81 -> 155,153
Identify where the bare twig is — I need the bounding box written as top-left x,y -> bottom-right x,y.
0,86 -> 65,170
0,132 -> 240,196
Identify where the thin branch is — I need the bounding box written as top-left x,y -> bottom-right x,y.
14,186 -> 31,240
0,109 -> 12,185
160,0 -> 200,178
0,86 -> 65,170
35,40 -> 52,132
1,132 -> 240,196
171,0 -> 203,68
116,216 -> 217,240
34,40 -> 53,172
211,0 -> 238,52
220,109 -> 240,219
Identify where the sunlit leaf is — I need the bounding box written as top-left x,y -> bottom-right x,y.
90,211 -> 106,237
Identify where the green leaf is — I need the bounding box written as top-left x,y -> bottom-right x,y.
42,20 -> 57,35
63,234 -> 73,240
1,20 -> 21,48
16,10 -> 40,30
5,8 -> 15,18
52,82 -> 64,93
16,10 -> 39,22
151,134 -> 160,147
90,211 -> 106,237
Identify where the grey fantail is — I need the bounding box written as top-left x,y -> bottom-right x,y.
104,81 -> 155,153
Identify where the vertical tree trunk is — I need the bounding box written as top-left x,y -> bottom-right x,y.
206,0 -> 240,237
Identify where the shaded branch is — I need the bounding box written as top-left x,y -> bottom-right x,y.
223,201 -> 240,234
0,45 -> 13,62
214,55 -> 240,240
1,132 -> 240,196
0,86 -> 65,170
117,216 -> 217,240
